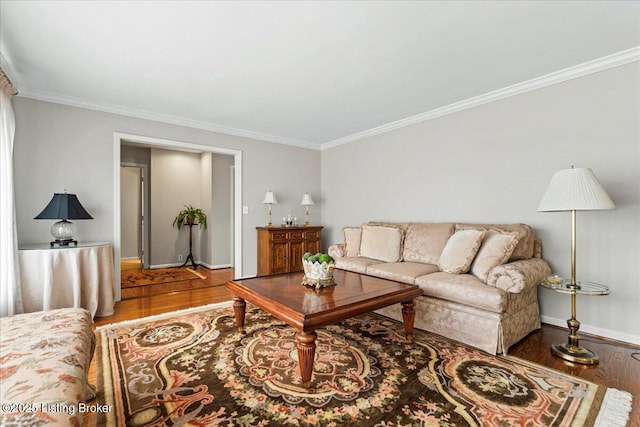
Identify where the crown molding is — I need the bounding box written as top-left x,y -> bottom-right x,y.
320,46 -> 640,151
10,46 -> 639,152
16,87 -> 319,150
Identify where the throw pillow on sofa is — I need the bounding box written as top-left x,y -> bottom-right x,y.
343,226 -> 362,257
439,229 -> 486,274
456,223 -> 534,261
470,230 -> 519,282
359,225 -> 404,263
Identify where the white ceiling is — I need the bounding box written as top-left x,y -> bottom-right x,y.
1,1 -> 639,149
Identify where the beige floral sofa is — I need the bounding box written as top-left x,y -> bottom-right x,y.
328,222 -> 551,355
0,308 -> 96,426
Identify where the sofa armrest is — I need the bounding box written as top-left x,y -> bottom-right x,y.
328,243 -> 346,259
487,258 -> 552,293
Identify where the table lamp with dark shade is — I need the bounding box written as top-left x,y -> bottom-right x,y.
34,192 -> 93,247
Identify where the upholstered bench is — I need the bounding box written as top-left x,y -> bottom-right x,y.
0,308 -> 96,426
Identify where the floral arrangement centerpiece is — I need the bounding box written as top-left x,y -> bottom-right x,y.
302,252 -> 335,289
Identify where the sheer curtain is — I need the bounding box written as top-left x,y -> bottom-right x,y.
0,67 -> 22,316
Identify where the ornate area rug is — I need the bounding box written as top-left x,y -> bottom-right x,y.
121,267 -> 205,288
95,303 -> 632,426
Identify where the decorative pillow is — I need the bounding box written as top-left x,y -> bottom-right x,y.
343,226 -> 362,257
470,230 -> 519,283
438,229 -> 486,274
403,223 -> 455,265
456,223 -> 534,261
358,225 -> 404,263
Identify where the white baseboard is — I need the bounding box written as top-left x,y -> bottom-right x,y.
541,315 -> 640,346
149,262 -> 232,270
149,263 -> 183,269
121,256 -> 140,261
149,261 -> 232,270
198,262 -> 233,270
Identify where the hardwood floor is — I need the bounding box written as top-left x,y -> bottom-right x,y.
97,267 -> 234,325
87,268 -> 639,426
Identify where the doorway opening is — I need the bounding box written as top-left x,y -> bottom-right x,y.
113,132 -> 243,302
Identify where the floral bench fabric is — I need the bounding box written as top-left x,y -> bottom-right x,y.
0,308 -> 95,426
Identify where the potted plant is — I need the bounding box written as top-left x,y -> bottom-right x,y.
172,205 -> 207,268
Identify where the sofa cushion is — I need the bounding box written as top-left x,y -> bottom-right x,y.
439,229 -> 486,274
359,225 -> 404,263
335,257 -> 384,274
366,262 -> 439,284
456,223 -> 535,261
343,226 -> 362,257
402,223 -> 455,265
415,272 -> 508,313
470,230 -> 519,283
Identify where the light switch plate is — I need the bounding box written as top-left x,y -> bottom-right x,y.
243,206 -> 249,214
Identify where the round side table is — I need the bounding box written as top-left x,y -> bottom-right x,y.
540,277 -> 610,365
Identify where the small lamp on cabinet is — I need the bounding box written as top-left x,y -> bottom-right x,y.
262,191 -> 278,227
300,193 -> 314,226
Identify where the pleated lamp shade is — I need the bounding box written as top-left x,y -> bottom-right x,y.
538,168 -> 615,212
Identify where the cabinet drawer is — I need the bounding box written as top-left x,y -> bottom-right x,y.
270,231 -> 289,241
305,230 -> 321,240
289,230 -> 305,240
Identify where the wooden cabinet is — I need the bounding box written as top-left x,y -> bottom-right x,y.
257,226 -> 323,276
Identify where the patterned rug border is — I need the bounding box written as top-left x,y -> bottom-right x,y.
501,355 -> 633,426
95,302 -> 633,426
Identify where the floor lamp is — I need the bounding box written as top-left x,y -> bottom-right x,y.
538,166 -> 615,364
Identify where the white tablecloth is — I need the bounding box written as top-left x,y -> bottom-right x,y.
19,243 -> 116,318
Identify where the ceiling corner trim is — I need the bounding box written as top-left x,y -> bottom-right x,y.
320,46 -> 640,151
16,88 -> 320,150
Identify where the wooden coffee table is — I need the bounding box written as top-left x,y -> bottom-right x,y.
226,268 -> 423,388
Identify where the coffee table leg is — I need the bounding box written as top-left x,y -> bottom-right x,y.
401,300 -> 416,342
232,296 -> 246,333
296,331 -> 317,389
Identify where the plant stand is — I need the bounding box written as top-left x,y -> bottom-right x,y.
179,224 -> 198,269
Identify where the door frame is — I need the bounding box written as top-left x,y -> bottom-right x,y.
120,162 -> 149,268
113,132 -> 243,301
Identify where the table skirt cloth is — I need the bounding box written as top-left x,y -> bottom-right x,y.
19,243 -> 116,317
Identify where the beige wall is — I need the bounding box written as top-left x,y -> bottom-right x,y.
321,62 -> 640,344
120,166 -> 141,259
12,98 -> 321,278
210,153 -> 234,267
150,148 -> 203,266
